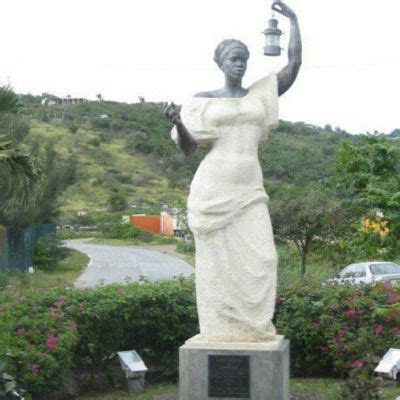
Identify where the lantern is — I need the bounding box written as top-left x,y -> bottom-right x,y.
263,18 -> 283,56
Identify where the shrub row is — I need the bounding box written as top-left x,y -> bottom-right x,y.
0,278 -> 197,398
1,278 -> 399,397
276,281 -> 400,377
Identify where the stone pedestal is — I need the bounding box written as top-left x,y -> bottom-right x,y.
179,335 -> 289,400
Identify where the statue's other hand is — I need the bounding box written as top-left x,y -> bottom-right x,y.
162,102 -> 181,125
272,1 -> 296,19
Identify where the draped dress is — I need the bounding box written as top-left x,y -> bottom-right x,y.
172,73 -> 279,342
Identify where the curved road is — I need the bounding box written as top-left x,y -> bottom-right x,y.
64,241 -> 194,289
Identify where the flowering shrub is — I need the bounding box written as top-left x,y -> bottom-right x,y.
0,288 -> 79,397
275,281 -> 400,377
1,276 -> 399,398
362,218 -> 389,239
0,278 -> 197,397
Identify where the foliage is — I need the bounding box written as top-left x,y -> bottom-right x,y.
332,135 -> 400,260
57,230 -> 99,240
340,363 -> 383,400
0,86 -> 20,113
0,248 -> 89,291
0,360 -> 25,399
0,278 -> 197,397
18,95 -> 358,216
0,87 -> 39,215
1,90 -> 77,228
107,192 -> 128,212
106,223 -> 142,240
275,281 -> 400,379
0,288 -> 79,398
33,239 -> 60,272
0,136 -> 39,211
2,270 -> 400,398
269,184 -> 343,274
2,144 -> 78,228
100,222 -> 161,243
176,240 -> 195,254
68,124 -> 79,134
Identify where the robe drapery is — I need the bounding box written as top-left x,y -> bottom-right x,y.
172,73 -> 279,342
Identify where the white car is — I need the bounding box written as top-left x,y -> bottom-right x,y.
333,261 -> 400,285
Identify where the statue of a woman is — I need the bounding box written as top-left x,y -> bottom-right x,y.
164,1 -> 302,343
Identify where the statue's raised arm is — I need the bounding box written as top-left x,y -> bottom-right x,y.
272,1 -> 302,96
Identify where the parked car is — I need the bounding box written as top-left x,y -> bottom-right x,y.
332,261 -> 400,285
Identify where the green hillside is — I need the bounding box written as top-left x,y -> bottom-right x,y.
20,96 -> 357,218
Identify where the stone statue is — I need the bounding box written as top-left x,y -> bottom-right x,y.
164,1 -> 302,343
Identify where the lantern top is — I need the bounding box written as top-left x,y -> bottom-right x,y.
269,18 -> 279,29
263,18 -> 282,36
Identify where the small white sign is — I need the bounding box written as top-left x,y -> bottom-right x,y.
375,348 -> 400,379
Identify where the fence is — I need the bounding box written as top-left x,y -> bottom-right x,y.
0,223 -> 56,272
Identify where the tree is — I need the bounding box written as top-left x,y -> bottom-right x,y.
0,87 -> 39,212
0,87 -> 77,228
332,135 -> 400,260
108,192 -> 128,212
270,184 -> 342,275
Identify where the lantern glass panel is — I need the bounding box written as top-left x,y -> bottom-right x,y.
265,34 -> 280,47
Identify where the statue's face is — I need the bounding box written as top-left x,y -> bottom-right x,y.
220,48 -> 248,81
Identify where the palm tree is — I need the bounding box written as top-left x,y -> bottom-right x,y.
0,86 -> 39,211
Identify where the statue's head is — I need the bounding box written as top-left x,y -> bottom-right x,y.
214,39 -> 250,82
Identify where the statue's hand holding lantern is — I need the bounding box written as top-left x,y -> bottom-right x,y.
264,1 -> 296,57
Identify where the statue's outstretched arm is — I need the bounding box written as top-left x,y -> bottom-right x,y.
273,2 -> 302,96
163,102 -> 197,156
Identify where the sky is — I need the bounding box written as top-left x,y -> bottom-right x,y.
0,0 -> 399,134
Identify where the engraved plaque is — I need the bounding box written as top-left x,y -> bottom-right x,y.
208,355 -> 250,398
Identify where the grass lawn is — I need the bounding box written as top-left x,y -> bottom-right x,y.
291,378 -> 400,399
76,379 -> 400,399
3,248 -> 89,290
78,382 -> 177,400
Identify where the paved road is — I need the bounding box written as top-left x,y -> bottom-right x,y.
64,241 -> 194,289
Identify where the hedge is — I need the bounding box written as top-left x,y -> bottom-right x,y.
1,277 -> 399,397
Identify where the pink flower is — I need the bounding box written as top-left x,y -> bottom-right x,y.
375,324 -> 384,336
339,330 -> 347,337
319,347 -> 328,354
79,303 -> 85,310
46,336 -> 59,351
345,309 -> 363,320
389,292 -> 398,304
19,296 -> 28,302
392,327 -> 400,335
70,322 -> 78,330
32,364 -> 41,374
52,313 -> 64,321
351,359 -> 364,368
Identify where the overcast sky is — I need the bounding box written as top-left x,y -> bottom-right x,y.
1,0 -> 399,134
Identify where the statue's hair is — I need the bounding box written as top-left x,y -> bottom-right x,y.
213,39 -> 250,67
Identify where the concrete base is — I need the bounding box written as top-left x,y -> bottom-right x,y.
179,335 -> 289,400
